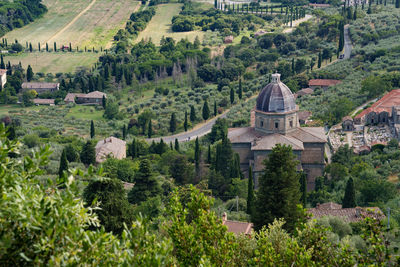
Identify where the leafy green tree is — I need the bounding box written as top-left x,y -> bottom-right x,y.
103,100 -> 120,119
247,166 -> 255,216
65,144 -> 79,162
169,153 -> 193,185
58,148 -> 68,178
209,118 -> 228,143
202,100 -> 210,120
342,177 -> 356,208
252,144 -> 303,232
170,112 -> 177,133
80,140 -> 96,165
90,120 -> 95,139
300,172 -> 307,207
190,105 -> 196,122
128,159 -> 161,204
183,110 -> 188,132
361,75 -> 391,98
26,65 -> 33,82
214,135 -> 233,179
83,178 -> 134,234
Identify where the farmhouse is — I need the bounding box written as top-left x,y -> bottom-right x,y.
295,88 -> 314,98
308,202 -> 384,223
228,73 -> 327,191
33,99 -> 55,106
22,82 -> 59,95
95,136 -> 126,163
0,69 -> 6,88
308,79 -> 341,90
64,91 -> 106,105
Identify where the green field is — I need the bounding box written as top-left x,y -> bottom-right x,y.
4,52 -> 100,74
66,105 -> 104,120
135,4 -> 206,45
4,0 -> 140,50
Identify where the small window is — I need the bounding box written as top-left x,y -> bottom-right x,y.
275,122 -> 279,129
260,120 -> 263,127
289,121 -> 293,128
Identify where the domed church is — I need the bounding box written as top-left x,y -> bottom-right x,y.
228,73 -> 327,190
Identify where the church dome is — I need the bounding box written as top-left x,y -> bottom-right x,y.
256,73 -> 296,113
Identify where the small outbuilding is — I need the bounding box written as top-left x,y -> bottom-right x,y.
308,79 -> 341,90
33,99 -> 55,106
224,35 -> 234,44
95,136 -> 126,163
342,116 -> 354,131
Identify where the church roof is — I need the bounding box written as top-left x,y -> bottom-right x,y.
256,73 -> 296,113
287,127 -> 327,143
252,133 -> 304,151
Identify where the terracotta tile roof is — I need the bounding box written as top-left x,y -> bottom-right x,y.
64,93 -> 83,102
252,133 -> 304,151
342,116 -> 353,122
33,98 -> 55,105
308,202 -> 385,223
0,69 -> 6,75
287,127 -> 327,143
355,89 -> 400,119
95,137 -> 126,163
22,82 -> 59,89
222,214 -> 253,235
297,88 -> 314,96
84,91 -> 107,98
308,79 -> 341,87
298,111 -> 312,121
228,127 -> 264,143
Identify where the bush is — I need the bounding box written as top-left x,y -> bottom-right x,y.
23,134 -> 40,148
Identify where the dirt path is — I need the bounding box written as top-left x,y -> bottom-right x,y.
45,0 -> 98,45
283,15 -> 312,33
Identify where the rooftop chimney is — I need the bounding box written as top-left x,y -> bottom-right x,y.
222,212 -> 227,222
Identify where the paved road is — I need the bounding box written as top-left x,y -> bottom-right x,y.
342,24 -> 352,60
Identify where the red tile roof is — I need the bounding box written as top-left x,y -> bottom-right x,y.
355,89 -> 400,119
308,79 -> 341,87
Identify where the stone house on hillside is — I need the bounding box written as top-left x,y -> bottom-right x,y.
0,69 -> 6,88
95,136 -> 126,163
64,91 -> 106,105
308,79 -> 341,90
308,202 -> 384,223
22,82 -> 59,95
342,116 -> 354,131
228,73 -> 327,191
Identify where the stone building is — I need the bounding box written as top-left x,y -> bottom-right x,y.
228,73 -> 327,190
22,82 -> 59,95
95,136 -> 126,163
0,69 -> 6,88
342,116 -> 354,131
64,91 -> 106,105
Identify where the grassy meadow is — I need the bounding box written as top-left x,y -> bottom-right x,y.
135,4 -> 206,45
4,52 -> 100,74
4,0 -> 140,49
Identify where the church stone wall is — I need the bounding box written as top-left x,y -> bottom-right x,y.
255,110 -> 298,135
301,143 -> 325,164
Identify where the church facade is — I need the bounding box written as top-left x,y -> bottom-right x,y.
228,73 -> 327,190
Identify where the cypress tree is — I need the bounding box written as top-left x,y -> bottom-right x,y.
184,110 -> 188,131
300,172 -> 307,207
81,140 -> 96,165
128,159 -> 161,204
207,144 -> 211,164
147,119 -> 153,138
202,100 -> 210,120
252,144 -> 303,232
342,177 -> 356,208
238,78 -> 243,99
230,153 -> 241,178
230,87 -> 235,104
215,135 -> 233,179
7,124 -> 16,140
396,0 -> 399,8
174,138 -> 180,151
58,148 -> 68,178
247,166 -> 255,216
170,142 -> 173,150
102,95 -> 106,109
214,0 -> 217,8
122,124 -> 127,140
90,120 -> 95,139
46,43 -> 48,52
29,43 -> 32,52
26,65 -> 33,82
291,58 -> 295,74
318,51 -> 322,68
190,105 -> 196,122
194,137 -> 200,169
170,112 -> 177,133
54,42 -> 57,52
38,42 -> 40,52
214,99 -> 217,116
0,55 -> 5,69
